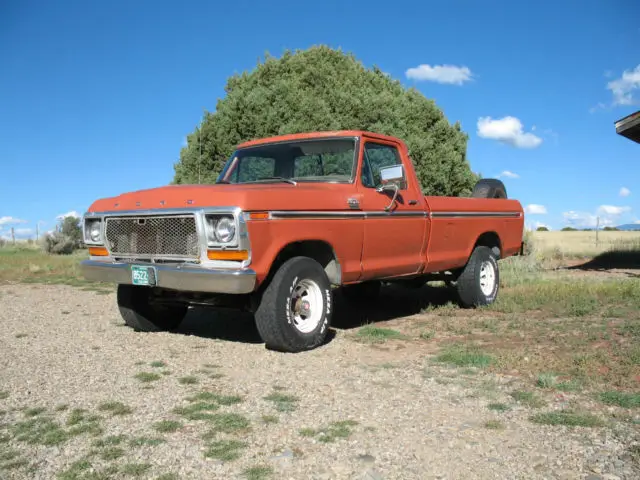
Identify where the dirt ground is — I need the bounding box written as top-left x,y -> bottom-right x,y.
0,283 -> 638,480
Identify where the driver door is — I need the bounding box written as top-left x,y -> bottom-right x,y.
358,140 -> 426,280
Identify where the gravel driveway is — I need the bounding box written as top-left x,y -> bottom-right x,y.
0,284 -> 637,480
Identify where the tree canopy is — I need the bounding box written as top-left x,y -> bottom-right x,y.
173,46 -> 478,196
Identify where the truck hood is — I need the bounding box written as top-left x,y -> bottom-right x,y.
87,183 -> 355,213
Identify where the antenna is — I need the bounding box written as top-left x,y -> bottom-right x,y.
198,122 -> 202,184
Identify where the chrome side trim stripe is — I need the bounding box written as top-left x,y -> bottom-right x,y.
266,210 -> 521,219
430,211 -> 522,218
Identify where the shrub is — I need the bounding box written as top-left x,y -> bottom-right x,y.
173,46 -> 478,196
41,232 -> 76,255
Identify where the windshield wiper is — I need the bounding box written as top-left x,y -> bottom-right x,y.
256,177 -> 297,185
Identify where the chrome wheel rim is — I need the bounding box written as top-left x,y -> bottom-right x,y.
289,278 -> 323,333
479,260 -> 496,296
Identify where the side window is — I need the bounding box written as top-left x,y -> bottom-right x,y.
361,143 -> 401,188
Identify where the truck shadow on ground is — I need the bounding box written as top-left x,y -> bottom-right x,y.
173,284 -> 457,346
565,249 -> 640,276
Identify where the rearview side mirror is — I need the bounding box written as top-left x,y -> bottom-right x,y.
379,164 -> 407,190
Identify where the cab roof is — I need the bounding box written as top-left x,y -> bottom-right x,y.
237,130 -> 404,148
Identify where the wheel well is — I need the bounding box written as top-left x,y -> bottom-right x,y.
270,240 -> 341,285
474,232 -> 501,259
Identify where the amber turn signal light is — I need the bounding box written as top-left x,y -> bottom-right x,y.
248,211 -> 269,220
88,247 -> 109,256
207,250 -> 249,261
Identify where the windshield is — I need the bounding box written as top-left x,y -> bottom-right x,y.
216,137 -> 357,184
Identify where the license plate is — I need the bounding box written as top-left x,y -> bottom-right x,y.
131,265 -> 156,286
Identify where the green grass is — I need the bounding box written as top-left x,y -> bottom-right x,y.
487,403 -> 511,412
95,446 -> 125,461
173,401 -> 220,421
14,333 -> 27,339
129,436 -> 165,447
536,373 -> 558,389
264,392 -> 299,412
92,435 -> 127,447
355,325 -> 407,343
0,247 -> 111,290
434,344 -> 494,368
24,407 -> 46,417
12,417 -> 70,446
298,420 -> 358,443
0,391 -> 8,400
186,391 -> 243,405
201,413 -> 250,436
204,439 -> 246,461
261,415 -> 278,424
0,458 -> 29,471
510,390 -> 546,408
178,376 -> 199,385
483,420 -> 505,430
153,420 -> 182,433
97,401 -> 133,416
156,474 -> 180,480
243,465 -> 274,480
529,411 -> 605,427
121,463 -> 152,477
0,449 -> 21,462
150,361 -> 167,368
555,379 -> 584,392
598,391 -> 640,408
134,372 -> 161,383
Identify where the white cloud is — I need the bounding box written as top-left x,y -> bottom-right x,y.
619,187 -> 631,197
525,204 -> 547,215
564,205 -> 632,229
526,221 -> 551,231
0,216 -> 27,226
597,205 -> 631,216
607,64 -> 640,106
498,170 -> 519,179
56,211 -> 80,220
563,211 -> 608,229
477,116 -> 542,148
405,64 -> 473,85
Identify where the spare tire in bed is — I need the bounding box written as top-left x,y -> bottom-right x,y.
471,179 -> 507,199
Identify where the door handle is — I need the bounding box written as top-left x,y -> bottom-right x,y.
408,200 -> 418,205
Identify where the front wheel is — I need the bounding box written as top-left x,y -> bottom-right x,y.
254,256 -> 332,353
455,246 -> 499,308
117,285 -> 188,332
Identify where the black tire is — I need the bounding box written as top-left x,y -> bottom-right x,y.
117,284 -> 188,332
472,179 -> 507,199
254,256 -> 332,353
455,246 -> 500,308
341,280 -> 382,301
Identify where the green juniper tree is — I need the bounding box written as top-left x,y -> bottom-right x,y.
173,45 -> 478,196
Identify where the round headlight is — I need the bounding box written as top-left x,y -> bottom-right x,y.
214,217 -> 236,243
89,221 -> 101,242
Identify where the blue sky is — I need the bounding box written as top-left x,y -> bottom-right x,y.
1,0 -> 639,239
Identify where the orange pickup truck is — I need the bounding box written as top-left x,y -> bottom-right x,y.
81,131 -> 524,352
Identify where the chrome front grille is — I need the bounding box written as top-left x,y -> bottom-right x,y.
105,215 -> 199,259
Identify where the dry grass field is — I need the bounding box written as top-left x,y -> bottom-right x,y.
532,230 -> 640,258
1,236 -> 639,479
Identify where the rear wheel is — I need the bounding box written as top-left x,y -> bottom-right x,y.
455,246 -> 499,308
117,285 -> 188,332
254,256 -> 332,352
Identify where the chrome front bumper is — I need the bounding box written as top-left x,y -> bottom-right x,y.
80,260 -> 256,294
